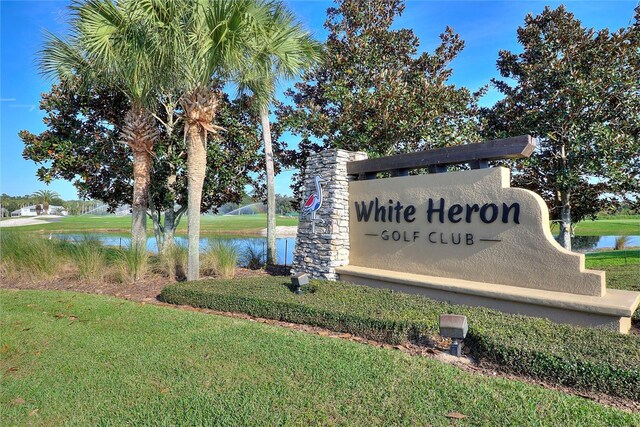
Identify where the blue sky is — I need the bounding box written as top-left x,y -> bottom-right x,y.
1,0 -> 636,200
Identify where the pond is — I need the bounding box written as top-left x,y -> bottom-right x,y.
53,234 -> 297,266
52,233 -> 638,266
565,235 -> 639,251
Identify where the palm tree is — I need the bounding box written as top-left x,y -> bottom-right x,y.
154,0 -> 280,280
40,0 -> 164,249
32,189 -> 61,214
240,4 -> 322,265
157,0 -> 320,278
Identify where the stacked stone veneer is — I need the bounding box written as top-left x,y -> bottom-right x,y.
291,149 -> 367,280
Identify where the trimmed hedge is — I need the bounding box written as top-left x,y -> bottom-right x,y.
160,277 -> 640,400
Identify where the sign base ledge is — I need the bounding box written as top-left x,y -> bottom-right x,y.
335,265 -> 639,334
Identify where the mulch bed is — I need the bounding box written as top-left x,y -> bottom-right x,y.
0,266 -> 289,303
1,266 -> 638,413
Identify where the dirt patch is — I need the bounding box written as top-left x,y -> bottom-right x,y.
0,267 -> 282,302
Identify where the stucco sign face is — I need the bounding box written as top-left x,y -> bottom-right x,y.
348,167 -> 604,296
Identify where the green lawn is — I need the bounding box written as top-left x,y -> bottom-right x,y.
572,217 -> 639,236
1,290 -> 637,426
6,214 -> 638,237
586,250 -> 640,293
6,213 -> 298,235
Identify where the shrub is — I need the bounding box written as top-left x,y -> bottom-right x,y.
614,236 -> 629,250
69,236 -> 107,282
241,243 -> 265,270
0,231 -> 66,280
160,277 -> 640,400
114,244 -> 149,284
157,243 -> 187,281
201,241 -> 238,279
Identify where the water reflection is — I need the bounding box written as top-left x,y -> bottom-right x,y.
52,233 -> 639,264
569,236 -> 601,251
54,234 -> 296,266
554,235 -> 640,251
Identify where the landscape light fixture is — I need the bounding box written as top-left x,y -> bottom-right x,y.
290,273 -> 309,295
439,314 -> 468,357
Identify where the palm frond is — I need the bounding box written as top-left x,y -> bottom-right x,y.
42,0 -> 171,109
39,31 -> 88,81
235,1 -> 322,108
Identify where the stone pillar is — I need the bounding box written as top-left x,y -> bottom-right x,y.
292,149 -> 367,280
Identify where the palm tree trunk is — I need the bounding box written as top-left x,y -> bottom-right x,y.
186,124 -> 206,280
182,87 -> 219,281
121,108 -> 158,251
260,105 -> 277,265
131,149 -> 151,250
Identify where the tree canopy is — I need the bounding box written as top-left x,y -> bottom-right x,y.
276,0 -> 483,202
20,78 -> 269,246
483,5 -> 640,248
278,0 -> 483,153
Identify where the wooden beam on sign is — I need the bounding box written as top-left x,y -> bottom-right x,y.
346,135 -> 536,176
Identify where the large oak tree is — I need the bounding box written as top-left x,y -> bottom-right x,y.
485,6 -> 640,250
277,0 -> 483,203
20,78 -> 265,252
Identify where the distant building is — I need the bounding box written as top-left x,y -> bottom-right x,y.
12,206 -> 37,217
10,205 -> 67,217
